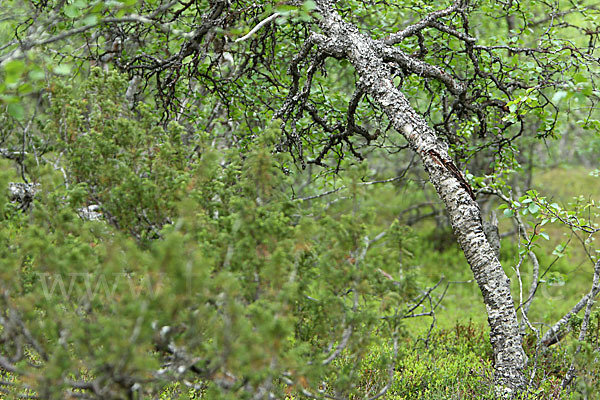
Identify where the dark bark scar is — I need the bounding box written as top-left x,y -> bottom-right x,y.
427,149 -> 476,201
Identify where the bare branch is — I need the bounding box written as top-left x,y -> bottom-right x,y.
562,259 -> 600,387
541,260 -> 600,347
235,13 -> 281,43
383,1 -> 463,45
380,47 -> 465,95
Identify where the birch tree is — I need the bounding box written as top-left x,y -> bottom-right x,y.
289,0 -> 529,391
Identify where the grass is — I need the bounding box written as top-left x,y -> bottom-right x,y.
354,165 -> 600,398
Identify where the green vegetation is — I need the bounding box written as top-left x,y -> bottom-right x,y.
0,70 -> 598,397
1,0 -> 600,399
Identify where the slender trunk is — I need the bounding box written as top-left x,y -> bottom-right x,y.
314,1 -> 527,392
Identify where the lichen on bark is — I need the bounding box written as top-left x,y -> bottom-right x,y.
310,0 -> 528,391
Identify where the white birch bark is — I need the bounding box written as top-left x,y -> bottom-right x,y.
312,0 -> 527,391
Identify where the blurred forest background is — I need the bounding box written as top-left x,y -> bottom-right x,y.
0,0 -> 600,399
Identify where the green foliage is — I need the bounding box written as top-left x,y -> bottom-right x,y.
1,0 -> 600,397
385,322 -> 496,399
42,69 -> 192,242
347,321 -> 583,399
0,73 -> 420,398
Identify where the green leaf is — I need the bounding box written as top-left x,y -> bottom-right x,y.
552,90 -> 568,103
64,5 -> 82,18
528,203 -> 540,214
3,59 -> 25,75
28,68 -> 46,81
547,272 -> 566,286
503,208 -> 514,217
7,103 -> 24,120
3,59 -> 25,84
573,73 -> 587,83
276,5 -> 296,15
539,232 -> 549,240
82,14 -> 99,25
303,0 -> 317,11
552,243 -> 565,257
54,64 -> 72,75
0,94 -> 18,103
18,82 -> 33,95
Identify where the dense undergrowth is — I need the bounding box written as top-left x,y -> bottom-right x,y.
354,319 -> 599,399
317,166 -> 600,399
1,72 -> 599,399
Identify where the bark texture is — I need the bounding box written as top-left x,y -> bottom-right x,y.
313,0 -> 527,391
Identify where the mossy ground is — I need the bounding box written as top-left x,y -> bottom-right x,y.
346,166 -> 600,399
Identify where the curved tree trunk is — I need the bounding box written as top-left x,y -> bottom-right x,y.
313,0 -> 527,392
